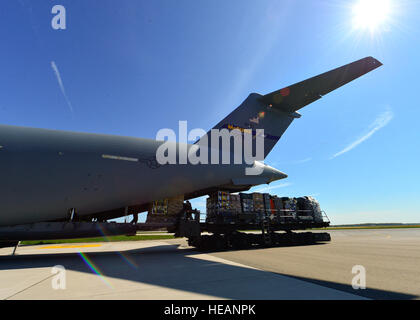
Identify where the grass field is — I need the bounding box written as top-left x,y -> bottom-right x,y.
19,225 -> 420,246
312,225 -> 420,230
21,234 -> 175,246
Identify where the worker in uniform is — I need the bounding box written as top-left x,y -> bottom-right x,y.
174,201 -> 192,237
131,213 -> 138,224
184,200 -> 193,220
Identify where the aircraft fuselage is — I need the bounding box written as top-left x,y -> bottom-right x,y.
0,124 -> 284,226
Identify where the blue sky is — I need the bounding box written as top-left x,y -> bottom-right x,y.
1,0 -> 419,224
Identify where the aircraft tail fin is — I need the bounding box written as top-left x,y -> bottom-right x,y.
201,56 -> 382,159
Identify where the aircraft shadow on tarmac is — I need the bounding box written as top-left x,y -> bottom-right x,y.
0,244 -> 416,300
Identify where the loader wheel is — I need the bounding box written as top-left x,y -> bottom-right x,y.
196,235 -> 212,251
231,233 -> 251,250
211,234 -> 227,251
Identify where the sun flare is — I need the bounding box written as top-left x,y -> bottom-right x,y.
352,0 -> 392,33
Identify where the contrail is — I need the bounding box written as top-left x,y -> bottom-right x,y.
331,108 -> 393,159
253,182 -> 292,193
294,157 -> 312,164
51,61 -> 73,113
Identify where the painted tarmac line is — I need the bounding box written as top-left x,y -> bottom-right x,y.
39,244 -> 103,249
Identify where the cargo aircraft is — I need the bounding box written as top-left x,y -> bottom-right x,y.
0,57 -> 382,242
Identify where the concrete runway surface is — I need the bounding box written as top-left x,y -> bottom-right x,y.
0,229 -> 419,300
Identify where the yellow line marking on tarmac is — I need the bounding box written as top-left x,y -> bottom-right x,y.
39,244 -> 102,249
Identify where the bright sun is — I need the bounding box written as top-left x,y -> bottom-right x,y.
352,0 -> 391,33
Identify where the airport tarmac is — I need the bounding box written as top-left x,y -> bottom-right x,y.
210,228 -> 420,300
0,229 -> 419,300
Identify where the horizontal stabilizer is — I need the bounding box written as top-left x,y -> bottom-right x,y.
260,56 -> 382,112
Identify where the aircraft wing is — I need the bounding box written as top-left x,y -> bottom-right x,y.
259,56 -> 382,113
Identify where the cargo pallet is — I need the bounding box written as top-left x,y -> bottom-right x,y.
173,212 -> 331,251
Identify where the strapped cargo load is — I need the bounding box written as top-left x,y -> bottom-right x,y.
296,196 -> 323,222
205,191 -> 326,226
206,191 -> 237,223
147,195 -> 184,224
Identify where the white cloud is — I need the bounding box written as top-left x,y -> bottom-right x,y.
51,61 -> 74,113
331,108 -> 393,159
